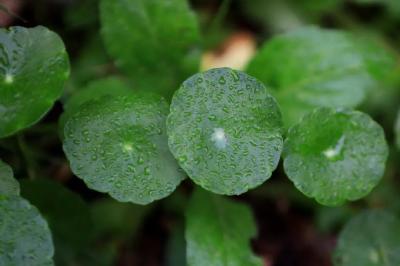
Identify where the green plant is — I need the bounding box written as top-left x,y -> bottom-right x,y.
1,0 -> 400,265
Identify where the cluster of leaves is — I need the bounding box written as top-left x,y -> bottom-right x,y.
1,0 -> 400,265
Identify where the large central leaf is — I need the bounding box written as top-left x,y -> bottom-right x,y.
167,68 -> 283,195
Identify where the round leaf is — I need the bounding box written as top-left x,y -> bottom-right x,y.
0,196 -> 54,266
334,210 -> 400,266
246,26 -> 392,127
99,0 -> 201,97
0,26 -> 70,138
63,94 -> 185,204
167,68 -> 283,195
283,107 -> 388,206
0,159 -> 19,196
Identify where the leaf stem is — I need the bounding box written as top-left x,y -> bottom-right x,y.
210,0 -> 232,33
17,134 -> 37,180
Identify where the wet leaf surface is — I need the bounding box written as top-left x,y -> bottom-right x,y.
167,67 -> 283,195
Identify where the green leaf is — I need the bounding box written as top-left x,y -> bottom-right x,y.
99,0 -> 201,97
334,210 -> 400,266
20,179 -> 92,250
283,107 -> 388,206
0,196 -> 54,266
0,26 -> 70,138
185,188 -> 262,266
354,36 -> 397,83
167,67 -> 283,195
59,77 -> 132,138
246,26 -> 393,127
0,159 -> 19,196
63,93 -> 185,204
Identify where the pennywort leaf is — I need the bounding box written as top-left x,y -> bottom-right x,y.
0,159 -> 19,196
246,26 -> 394,127
167,68 -> 283,195
0,196 -> 54,266
63,93 -> 185,204
283,107 -> 388,206
0,26 -> 70,138
99,0 -> 201,97
334,210 -> 400,266
185,188 -> 262,266
0,162 -> 54,264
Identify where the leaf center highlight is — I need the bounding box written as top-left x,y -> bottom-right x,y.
4,74 -> 13,84
323,135 -> 345,160
211,128 -> 227,149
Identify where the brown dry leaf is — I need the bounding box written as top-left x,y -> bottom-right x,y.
201,31 -> 256,71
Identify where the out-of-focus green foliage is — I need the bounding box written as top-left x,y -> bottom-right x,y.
334,210 -> 400,266
185,188 -> 262,266
99,0 -> 201,98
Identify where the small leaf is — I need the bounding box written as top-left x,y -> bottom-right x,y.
167,67 -> 283,195
0,26 -> 70,138
63,93 -> 185,204
185,188 -> 262,266
283,107 -> 388,206
0,196 -> 54,265
99,0 -> 201,97
59,77 -> 132,138
246,26 -> 393,127
334,210 -> 400,266
0,159 -> 19,196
